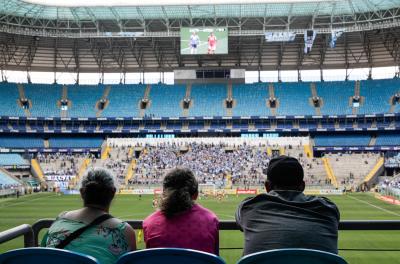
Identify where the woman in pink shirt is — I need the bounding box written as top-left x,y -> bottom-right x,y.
143,168 -> 219,255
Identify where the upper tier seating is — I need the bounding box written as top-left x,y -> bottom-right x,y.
0,79 -> 399,118
48,137 -> 103,148
232,83 -> 270,116
0,83 -> 25,116
190,84 -> 226,116
0,137 -> 44,148
375,134 -> 400,146
102,84 -> 146,117
24,84 -> 62,117
67,85 -> 105,117
314,135 -> 371,146
274,82 -> 315,115
0,171 -> 20,186
147,84 -> 186,117
0,154 -> 29,166
316,81 -> 354,115
359,79 -> 400,114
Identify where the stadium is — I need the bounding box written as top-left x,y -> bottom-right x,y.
0,0 -> 400,263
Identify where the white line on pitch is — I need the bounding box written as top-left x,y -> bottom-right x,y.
346,194 -> 400,217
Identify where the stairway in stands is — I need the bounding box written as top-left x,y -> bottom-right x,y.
363,157 -> 384,186
182,83 -> 192,117
75,158 -> 91,184
322,157 -> 338,188
139,84 -> 151,117
60,86 -> 68,118
101,145 -> 112,160
31,158 -> 45,183
17,84 -> 31,117
310,83 -> 322,115
351,81 -> 362,115
125,147 -> 136,185
225,82 -> 234,116
268,83 -> 277,116
369,136 -> 377,146
96,85 -> 111,117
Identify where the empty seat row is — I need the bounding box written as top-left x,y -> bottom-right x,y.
0,154 -> 29,166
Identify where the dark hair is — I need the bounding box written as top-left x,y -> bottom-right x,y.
267,155 -> 304,189
80,168 -> 116,207
160,168 -> 198,218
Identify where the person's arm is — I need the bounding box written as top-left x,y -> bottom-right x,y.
214,217 -> 220,256
124,223 -> 136,251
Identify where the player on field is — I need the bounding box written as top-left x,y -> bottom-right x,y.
189,31 -> 200,55
208,32 -> 217,54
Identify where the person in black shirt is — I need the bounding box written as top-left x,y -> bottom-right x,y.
236,155 -> 340,256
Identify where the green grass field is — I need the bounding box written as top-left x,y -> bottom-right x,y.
1,192 -> 400,263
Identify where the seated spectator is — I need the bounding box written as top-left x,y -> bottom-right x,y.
143,168 -> 219,254
236,155 -> 340,256
41,168 -> 136,263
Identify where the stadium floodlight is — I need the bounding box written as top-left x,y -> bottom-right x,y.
22,0 -> 339,7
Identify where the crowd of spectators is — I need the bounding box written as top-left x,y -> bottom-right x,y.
130,142 -> 271,187
385,153 -> 400,168
38,152 -> 87,188
0,183 -> 20,190
380,177 -> 400,190
93,146 -> 132,182
36,142 -> 339,189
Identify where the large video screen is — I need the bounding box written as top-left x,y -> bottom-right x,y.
180,27 -> 228,55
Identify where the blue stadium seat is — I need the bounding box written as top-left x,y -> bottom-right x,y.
147,84 -> 186,117
190,84 -> 227,116
237,249 -> 347,264
0,154 -> 28,166
67,84 -> 105,117
0,171 -> 20,186
0,248 -> 99,264
116,248 -> 226,264
0,137 -> 44,148
48,137 -> 103,148
359,79 -> 400,114
102,84 -> 146,117
316,81 -> 354,115
24,83 -> 62,117
314,135 -> 370,147
274,82 -> 315,115
233,83 -> 269,116
0,83 -> 25,116
375,134 -> 400,146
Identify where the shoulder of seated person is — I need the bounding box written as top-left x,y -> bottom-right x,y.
60,210 -> 126,228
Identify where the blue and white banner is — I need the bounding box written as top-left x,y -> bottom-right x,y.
330,29 -> 344,48
265,32 -> 296,42
304,30 -> 316,54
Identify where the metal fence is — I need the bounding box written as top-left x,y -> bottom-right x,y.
1,219 -> 400,250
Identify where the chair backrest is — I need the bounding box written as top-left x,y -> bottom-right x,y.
116,248 -> 226,264
237,248 -> 348,264
0,248 -> 100,264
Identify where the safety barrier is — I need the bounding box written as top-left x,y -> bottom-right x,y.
0,224 -> 34,248
1,220 -> 400,250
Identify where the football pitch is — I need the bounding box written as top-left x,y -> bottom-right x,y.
1,193 -> 400,264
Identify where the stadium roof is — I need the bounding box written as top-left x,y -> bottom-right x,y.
1,0 -> 399,20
